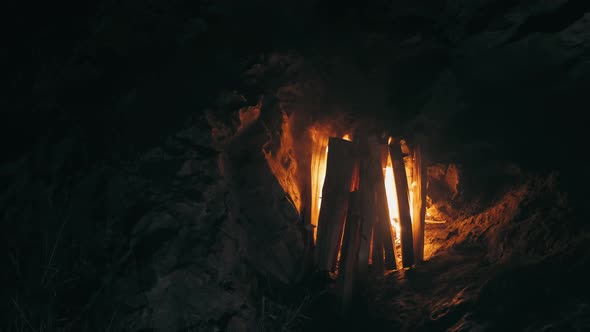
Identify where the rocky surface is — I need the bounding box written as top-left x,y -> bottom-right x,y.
1,111 -> 306,331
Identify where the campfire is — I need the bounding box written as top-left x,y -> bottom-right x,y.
307,132 -> 426,268
261,111 -> 436,311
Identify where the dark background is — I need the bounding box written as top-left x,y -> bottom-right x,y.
5,0 -> 588,190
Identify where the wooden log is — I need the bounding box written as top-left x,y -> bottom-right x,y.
376,200 -> 396,270
367,138 -> 384,274
389,139 -> 415,268
302,221 -> 315,274
357,136 -> 376,282
315,137 -> 357,271
310,134 -> 329,243
338,191 -> 361,314
412,144 -> 426,262
371,223 -> 384,275
369,140 -> 396,270
302,152 -> 313,235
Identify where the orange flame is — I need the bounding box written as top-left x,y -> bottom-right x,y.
383,154 -> 401,244
264,112 -> 302,212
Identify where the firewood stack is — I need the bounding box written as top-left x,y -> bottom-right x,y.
310,134 -> 426,314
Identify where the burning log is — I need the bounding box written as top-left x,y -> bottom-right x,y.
411,144 -> 427,262
389,139 -> 415,268
310,134 -> 329,241
338,190 -> 361,314
315,137 -> 357,271
369,140 -> 397,271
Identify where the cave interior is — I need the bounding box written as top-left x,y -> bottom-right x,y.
3,1 -> 590,331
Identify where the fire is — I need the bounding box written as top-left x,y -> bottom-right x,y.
383,154 -> 401,244
264,112 -> 302,212
262,113 -> 430,264
309,127 -> 353,240
382,140 -> 418,265
263,114 -> 355,243
306,128 -> 425,265
309,127 -> 329,241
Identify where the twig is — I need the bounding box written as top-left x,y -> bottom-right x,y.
11,297 -> 38,332
41,215 -> 68,285
41,190 -> 72,286
282,295 -> 309,331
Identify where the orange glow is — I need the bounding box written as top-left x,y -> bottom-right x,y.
264,112 -> 302,212
342,134 -> 352,141
236,103 -> 261,132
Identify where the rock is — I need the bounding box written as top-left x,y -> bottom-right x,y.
131,210 -> 181,259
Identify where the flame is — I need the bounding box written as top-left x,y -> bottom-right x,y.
383,154 -> 401,244
306,131 -> 428,266
264,121 -> 432,262
264,112 -> 302,212
383,136 -> 404,252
